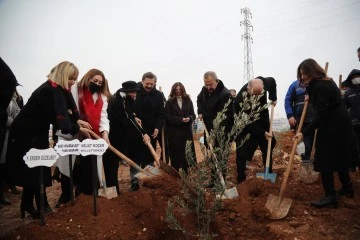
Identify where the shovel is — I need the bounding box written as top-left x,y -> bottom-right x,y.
256,104 -> 277,183
204,126 -> 239,199
87,130 -> 161,178
299,130 -> 319,184
265,100 -> 308,219
98,160 -> 118,199
128,119 -> 181,180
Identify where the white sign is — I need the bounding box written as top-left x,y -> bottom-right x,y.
23,148 -> 59,168
54,139 -> 81,156
79,138 -> 108,156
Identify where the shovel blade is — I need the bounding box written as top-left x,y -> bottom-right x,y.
223,187 -> 239,199
98,186 -> 118,199
159,161 -> 181,180
135,165 -> 163,179
299,162 -> 319,184
265,194 -> 293,220
256,172 -> 277,184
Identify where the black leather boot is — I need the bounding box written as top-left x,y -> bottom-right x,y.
310,193 -> 338,208
338,182 -> 354,198
20,188 -> 39,219
0,187 -> 11,205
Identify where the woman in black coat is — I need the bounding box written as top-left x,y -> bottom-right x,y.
165,82 -> 196,172
295,58 -> 354,208
6,61 -> 90,218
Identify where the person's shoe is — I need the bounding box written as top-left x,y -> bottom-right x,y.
55,195 -> 70,208
237,178 -> 246,184
75,186 -> 81,198
0,193 -> 11,205
9,185 -> 21,195
338,182 -> 354,198
20,205 -> 39,219
310,194 -> 338,208
43,205 -> 54,215
129,183 -> 140,192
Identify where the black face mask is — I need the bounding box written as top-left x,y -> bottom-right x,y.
89,82 -> 101,94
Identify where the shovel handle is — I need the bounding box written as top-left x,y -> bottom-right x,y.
161,127 -> 166,163
309,130 -> 318,160
279,100 -> 309,199
87,130 -> 149,175
146,141 -> 161,166
265,104 -> 275,169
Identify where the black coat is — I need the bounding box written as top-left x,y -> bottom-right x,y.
106,91 -> 146,158
234,77 -> 277,139
302,79 -> 353,172
133,84 -> 165,136
0,58 -> 17,155
6,81 -> 79,188
165,97 -> 196,171
344,86 -> 360,127
197,80 -> 231,131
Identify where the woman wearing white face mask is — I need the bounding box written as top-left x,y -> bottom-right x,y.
343,69 -> 360,171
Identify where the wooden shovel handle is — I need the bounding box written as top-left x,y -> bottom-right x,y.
309,130 -> 318,160
265,104 -> 275,169
279,100 -> 309,198
161,127 -> 166,163
87,130 -> 149,175
146,141 -> 161,166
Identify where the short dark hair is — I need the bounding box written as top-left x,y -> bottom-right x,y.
358,47 -> 360,52
142,72 -> 157,81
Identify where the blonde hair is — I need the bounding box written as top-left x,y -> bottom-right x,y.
47,61 -> 79,89
78,69 -> 111,99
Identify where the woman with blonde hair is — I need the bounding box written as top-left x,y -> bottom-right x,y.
295,58 -> 354,208
6,61 -> 90,218
76,69 -> 110,195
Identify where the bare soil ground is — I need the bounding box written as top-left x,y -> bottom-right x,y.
1,131 -> 360,240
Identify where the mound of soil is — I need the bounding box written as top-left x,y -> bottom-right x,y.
2,131 -> 360,240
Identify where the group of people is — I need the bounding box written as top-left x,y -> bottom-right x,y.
0,48 -> 359,219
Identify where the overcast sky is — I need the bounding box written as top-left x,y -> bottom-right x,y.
0,0 -> 359,118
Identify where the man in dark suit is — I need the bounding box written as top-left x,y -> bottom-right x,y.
233,77 -> 277,183
133,72 -> 165,185
197,71 -> 231,187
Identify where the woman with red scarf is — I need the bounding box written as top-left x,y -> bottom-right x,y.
77,69 -> 110,195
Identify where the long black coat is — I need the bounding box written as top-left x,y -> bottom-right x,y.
0,57 -> 17,156
103,91 -> 147,187
105,91 -> 146,153
234,77 -> 277,139
6,81 -> 79,188
197,80 -> 231,131
165,97 -> 196,171
302,79 -> 353,172
133,84 -> 165,135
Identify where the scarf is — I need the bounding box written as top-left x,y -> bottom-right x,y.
78,87 -> 103,135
